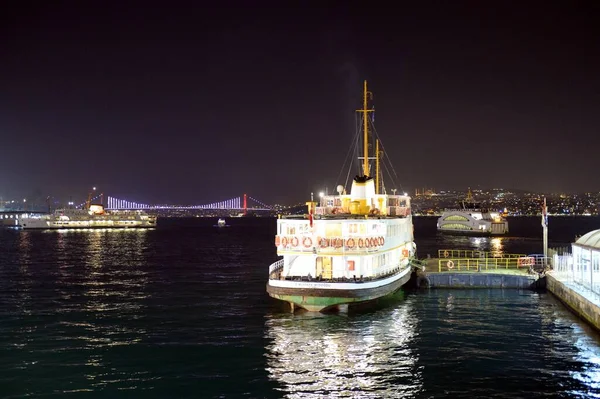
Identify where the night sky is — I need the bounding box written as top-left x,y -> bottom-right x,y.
2,2 -> 599,205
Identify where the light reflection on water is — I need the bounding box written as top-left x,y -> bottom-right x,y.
3,229 -> 155,396
265,293 -> 423,398
265,289 -> 600,398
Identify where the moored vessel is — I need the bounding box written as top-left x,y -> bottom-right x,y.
266,81 -> 416,312
436,188 -> 508,235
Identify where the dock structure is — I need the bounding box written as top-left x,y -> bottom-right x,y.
413,243 -> 600,332
545,231 -> 600,332
412,249 -> 546,290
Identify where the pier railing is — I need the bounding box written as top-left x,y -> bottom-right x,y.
551,254 -> 600,298
438,250 -> 525,259
438,258 -> 525,272
436,254 -> 550,273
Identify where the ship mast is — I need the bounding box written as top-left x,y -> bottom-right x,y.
359,80 -> 374,177
376,139 -> 380,194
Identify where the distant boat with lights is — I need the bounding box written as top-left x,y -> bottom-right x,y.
266,80 -> 416,313
436,188 -> 509,235
214,218 -> 230,228
20,190 -> 157,230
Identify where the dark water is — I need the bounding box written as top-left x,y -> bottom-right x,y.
1,216 -> 599,398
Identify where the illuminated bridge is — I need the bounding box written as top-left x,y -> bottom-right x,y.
104,194 -> 272,211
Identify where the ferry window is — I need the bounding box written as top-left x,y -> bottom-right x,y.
371,223 -> 382,234
358,224 -> 366,235
325,223 -> 342,237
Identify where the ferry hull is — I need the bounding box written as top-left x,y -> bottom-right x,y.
20,218 -> 156,230
21,224 -> 156,230
267,267 -> 412,312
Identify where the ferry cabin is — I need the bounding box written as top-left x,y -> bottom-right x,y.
274,194 -> 414,281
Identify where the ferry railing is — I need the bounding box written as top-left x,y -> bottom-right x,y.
278,264 -> 407,284
268,259 -> 285,279
269,259 -> 284,274
387,206 -> 410,217
314,206 -> 411,217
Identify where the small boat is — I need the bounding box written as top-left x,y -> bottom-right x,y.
214,218 -> 229,228
437,188 -> 509,235
266,80 -> 416,313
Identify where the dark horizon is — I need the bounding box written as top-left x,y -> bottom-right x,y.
2,2 -> 599,205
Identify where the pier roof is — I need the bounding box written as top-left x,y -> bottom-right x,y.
574,229 -> 600,250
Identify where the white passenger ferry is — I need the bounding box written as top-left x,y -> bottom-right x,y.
266,81 -> 416,312
437,189 -> 509,235
20,192 -> 156,230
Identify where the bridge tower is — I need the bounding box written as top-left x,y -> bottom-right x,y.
243,193 -> 247,215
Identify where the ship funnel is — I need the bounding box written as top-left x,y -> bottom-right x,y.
349,175 -> 376,214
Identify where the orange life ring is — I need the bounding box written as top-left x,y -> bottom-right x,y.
443,250 -> 449,258
447,260 -> 454,269
334,238 -> 344,248
379,237 -> 384,245
275,236 -> 281,246
281,237 -> 289,247
291,236 -> 299,247
365,238 -> 371,248
346,238 -> 356,249
358,238 -> 365,248
402,248 -> 409,257
320,238 -> 329,248
303,237 -> 312,248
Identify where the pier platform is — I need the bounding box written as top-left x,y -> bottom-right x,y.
411,249 -> 600,333
411,250 -> 545,290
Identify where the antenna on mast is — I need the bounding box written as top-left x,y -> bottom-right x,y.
358,80 -> 374,177
376,139 -> 380,194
